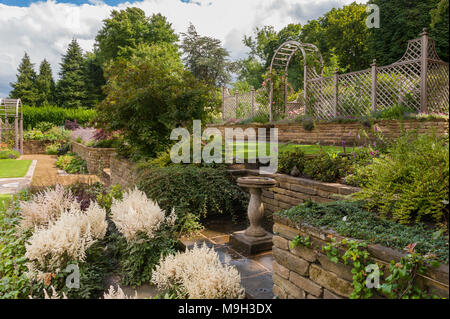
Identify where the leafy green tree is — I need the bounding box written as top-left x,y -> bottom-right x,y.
55,39 -> 87,108
180,23 -> 234,86
83,52 -> 105,107
368,0 -> 442,65
35,59 -> 55,106
320,2 -> 370,71
97,43 -> 218,159
430,0 -> 449,61
9,53 -> 39,105
236,57 -> 265,89
95,8 -> 178,65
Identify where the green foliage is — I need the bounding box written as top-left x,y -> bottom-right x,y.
35,59 -> 55,106
278,149 -> 306,174
45,142 -> 60,155
430,0 -> 449,61
23,105 -> 95,128
136,164 -> 249,235
290,235 -> 312,249
379,244 -> 441,299
97,43 -> 218,160
276,200 -> 449,263
368,0 -> 444,65
55,154 -> 88,174
9,53 -> 39,105
0,149 -> 20,159
55,39 -> 87,108
295,115 -> 316,131
0,197 -> 32,299
116,231 -> 177,287
95,8 -> 178,64
303,151 -> 351,182
355,131 -> 449,226
181,23 -> 234,86
34,121 -> 54,132
96,184 -> 123,212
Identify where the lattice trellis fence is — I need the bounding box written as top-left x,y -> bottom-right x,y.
306,29 -> 449,120
222,87 -> 269,121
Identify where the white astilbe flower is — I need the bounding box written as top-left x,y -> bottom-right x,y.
151,244 -> 245,299
110,188 -> 176,241
103,285 -> 137,299
19,184 -> 80,231
29,286 -> 68,299
25,202 -> 107,275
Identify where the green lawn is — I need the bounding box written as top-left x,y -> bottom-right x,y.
0,159 -> 32,178
224,142 -> 357,160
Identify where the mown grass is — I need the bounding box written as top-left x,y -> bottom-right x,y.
0,160 -> 32,178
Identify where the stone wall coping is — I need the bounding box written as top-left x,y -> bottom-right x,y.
228,168 -> 362,195
273,216 -> 449,286
71,140 -> 117,152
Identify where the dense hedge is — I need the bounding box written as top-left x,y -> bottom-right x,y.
23,105 -> 96,129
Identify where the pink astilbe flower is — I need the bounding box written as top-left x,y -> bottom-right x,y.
152,243 -> 245,299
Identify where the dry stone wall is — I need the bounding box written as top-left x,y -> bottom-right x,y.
71,141 -> 116,175
272,215 -> 449,299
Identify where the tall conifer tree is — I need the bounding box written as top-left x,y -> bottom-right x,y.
9,52 -> 38,105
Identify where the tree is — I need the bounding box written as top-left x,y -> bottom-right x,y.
368,0 -> 441,65
9,53 -> 38,105
320,2 -> 370,71
95,8 -> 178,65
55,39 -> 86,108
97,43 -> 218,159
83,51 -> 105,107
35,59 -> 55,106
430,0 -> 449,61
236,57 -> 265,90
180,23 -> 234,86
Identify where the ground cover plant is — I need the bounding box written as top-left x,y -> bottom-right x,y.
0,148 -> 20,160
0,160 -> 32,178
276,200 -> 449,264
55,153 -> 88,174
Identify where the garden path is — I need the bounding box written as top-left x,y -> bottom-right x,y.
180,219 -> 275,299
21,154 -> 100,188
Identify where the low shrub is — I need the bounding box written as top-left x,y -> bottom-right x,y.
0,149 -> 20,159
110,188 -> 178,286
55,154 -> 88,174
64,119 -> 80,131
354,131 -> 449,226
152,243 -> 245,299
276,200 -> 449,263
303,151 -> 352,182
25,126 -> 70,142
136,164 -> 249,235
34,122 -> 54,132
66,182 -> 105,211
278,149 -> 306,174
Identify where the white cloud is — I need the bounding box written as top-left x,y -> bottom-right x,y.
0,0 -> 357,96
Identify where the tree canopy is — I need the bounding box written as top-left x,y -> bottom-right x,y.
35,59 -> 55,106
9,53 -> 39,105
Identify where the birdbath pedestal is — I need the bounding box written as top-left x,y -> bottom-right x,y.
230,176 -> 277,255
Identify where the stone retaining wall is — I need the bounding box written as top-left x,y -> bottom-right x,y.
272,215 -> 449,299
23,140 -> 52,154
109,155 -> 137,188
71,141 -> 116,174
241,170 -> 361,215
209,119 -> 448,146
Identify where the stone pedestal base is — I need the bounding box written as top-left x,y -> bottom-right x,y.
230,231 -> 273,255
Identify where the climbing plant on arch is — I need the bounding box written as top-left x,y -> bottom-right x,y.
268,41 -> 324,121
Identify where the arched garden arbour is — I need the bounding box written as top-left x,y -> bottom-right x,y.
268,40 -> 324,121
0,98 -> 23,153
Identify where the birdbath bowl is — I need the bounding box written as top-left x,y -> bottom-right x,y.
231,176 -> 277,255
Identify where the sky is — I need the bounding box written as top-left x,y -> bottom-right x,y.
0,0 -> 358,97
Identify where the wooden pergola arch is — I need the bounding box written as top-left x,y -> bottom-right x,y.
0,98 -> 23,153
268,41 -> 324,121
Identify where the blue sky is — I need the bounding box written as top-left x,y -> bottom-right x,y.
0,1 -> 129,5
0,0 -> 356,97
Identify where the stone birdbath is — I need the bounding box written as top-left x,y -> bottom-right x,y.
230,176 -> 277,255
